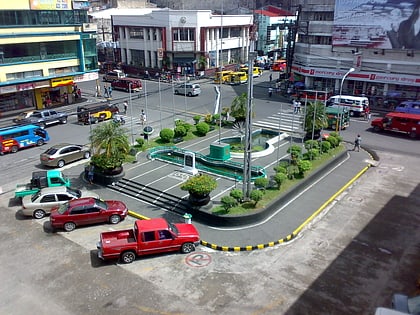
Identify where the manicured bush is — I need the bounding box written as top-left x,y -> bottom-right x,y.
221,196 -> 238,213
135,138 -> 145,148
204,114 -> 213,124
212,113 -> 221,124
180,174 -> 217,196
273,172 -> 287,190
254,177 -> 269,191
329,132 -> 342,143
326,135 -> 339,148
274,165 -> 288,174
304,139 -> 319,151
321,140 -> 331,153
195,122 -> 210,136
160,128 -> 174,143
297,160 -> 312,177
174,125 -> 187,138
230,189 -> 243,202
304,148 -> 319,160
250,189 -> 264,206
193,115 -> 201,124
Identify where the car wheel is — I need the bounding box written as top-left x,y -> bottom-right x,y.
373,126 -> 381,132
121,251 -> 136,264
33,209 -> 46,219
409,131 -> 417,138
187,92 -> 192,97
60,118 -> 67,124
36,139 -> 44,146
109,214 -> 121,224
83,151 -> 91,159
93,118 -> 99,124
181,242 -> 195,253
349,111 -> 355,117
57,160 -> 65,168
39,122 -> 46,129
11,145 -> 18,153
63,222 -> 76,232
174,90 -> 179,95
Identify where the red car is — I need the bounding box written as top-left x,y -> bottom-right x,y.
49,197 -> 128,232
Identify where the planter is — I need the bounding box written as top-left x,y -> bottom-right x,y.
188,192 -> 211,206
85,166 -> 125,185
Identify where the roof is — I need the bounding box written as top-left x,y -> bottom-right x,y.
265,5 -> 294,16
88,8 -> 160,19
386,112 -> 420,119
254,9 -> 279,17
135,218 -> 168,231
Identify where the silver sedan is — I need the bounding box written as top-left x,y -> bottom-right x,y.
40,143 -> 90,168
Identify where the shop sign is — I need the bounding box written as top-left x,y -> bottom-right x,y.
51,76 -> 73,87
30,0 -> 71,10
0,85 -> 17,94
34,80 -> 50,88
17,83 -> 35,91
74,72 -> 99,82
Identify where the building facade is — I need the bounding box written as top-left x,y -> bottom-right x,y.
111,8 -> 253,75
0,1 -> 98,116
293,0 -> 420,103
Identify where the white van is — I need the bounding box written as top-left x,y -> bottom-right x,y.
327,95 -> 369,117
103,70 -> 126,82
174,83 -> 201,97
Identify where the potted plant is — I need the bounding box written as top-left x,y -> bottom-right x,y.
180,174 -> 217,206
88,121 -> 130,184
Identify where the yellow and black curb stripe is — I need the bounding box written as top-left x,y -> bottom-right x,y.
127,154 -> 374,252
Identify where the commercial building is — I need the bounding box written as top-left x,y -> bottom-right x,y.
111,8 -> 253,75
0,1 -> 98,116
293,0 -> 420,103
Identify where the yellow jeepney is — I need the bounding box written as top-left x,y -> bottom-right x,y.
228,71 -> 248,85
214,71 -> 233,84
240,67 -> 263,78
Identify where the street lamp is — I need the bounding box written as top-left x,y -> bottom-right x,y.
129,82 -> 134,144
338,67 -> 355,132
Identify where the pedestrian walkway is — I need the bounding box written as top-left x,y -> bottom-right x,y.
254,111 -> 305,135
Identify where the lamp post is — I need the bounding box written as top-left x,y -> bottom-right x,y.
338,67 -> 355,132
129,82 -> 134,144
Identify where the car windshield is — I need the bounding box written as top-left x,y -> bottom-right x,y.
57,202 -> 70,214
94,199 -> 107,210
31,190 -> 42,202
66,187 -> 81,198
168,222 -> 179,235
44,147 -> 58,155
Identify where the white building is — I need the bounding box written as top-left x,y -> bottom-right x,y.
112,8 -> 253,74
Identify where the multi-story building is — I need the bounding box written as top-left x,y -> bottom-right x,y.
111,8 -> 253,75
293,0 -> 420,103
0,1 -> 98,116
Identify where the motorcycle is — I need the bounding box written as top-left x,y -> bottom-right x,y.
112,114 -> 125,125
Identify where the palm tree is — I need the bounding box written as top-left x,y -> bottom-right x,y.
230,92 -> 255,132
304,101 -> 328,137
89,122 -> 130,172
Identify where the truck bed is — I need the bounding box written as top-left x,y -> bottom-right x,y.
15,184 -> 38,198
101,229 -> 137,246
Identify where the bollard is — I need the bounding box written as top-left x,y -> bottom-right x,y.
183,213 -> 192,224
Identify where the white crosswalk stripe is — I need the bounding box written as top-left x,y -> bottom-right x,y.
254,112 -> 305,134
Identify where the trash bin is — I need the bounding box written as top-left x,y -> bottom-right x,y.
183,213 -> 192,224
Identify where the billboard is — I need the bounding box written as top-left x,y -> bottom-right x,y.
30,0 -> 72,10
333,0 -> 419,50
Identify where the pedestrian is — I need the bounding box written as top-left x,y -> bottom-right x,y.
293,100 -> 298,113
353,134 -> 362,152
268,87 -> 273,98
87,164 -> 94,184
108,85 -> 112,98
269,73 -> 272,82
123,101 -> 128,114
95,85 -> 101,97
297,101 -> 301,114
77,88 -> 81,99
367,111 -> 371,122
63,92 -> 69,104
140,109 -> 146,125
104,84 -> 109,98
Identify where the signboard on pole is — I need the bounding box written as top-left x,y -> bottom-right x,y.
157,48 -> 164,61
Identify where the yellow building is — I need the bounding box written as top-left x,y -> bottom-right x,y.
0,1 -> 99,116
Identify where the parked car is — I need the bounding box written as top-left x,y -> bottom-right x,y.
49,197 -> 128,232
392,293 -> 420,314
174,83 -> 201,96
22,186 -> 99,219
111,78 -> 142,92
13,109 -> 68,128
103,70 -> 126,82
40,143 -> 91,168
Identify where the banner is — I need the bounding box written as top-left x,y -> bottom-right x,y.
30,0 -> 72,10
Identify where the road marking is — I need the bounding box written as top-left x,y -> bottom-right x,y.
185,252 -> 212,267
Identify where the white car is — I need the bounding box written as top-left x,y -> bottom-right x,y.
22,186 -> 99,219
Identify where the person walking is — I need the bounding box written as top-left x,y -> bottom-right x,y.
293,100 -> 298,114
108,85 -> 112,98
269,73 -> 272,82
104,84 -> 109,98
140,109 -> 146,125
353,134 -> 362,152
87,164 -> 95,184
296,101 -> 301,114
123,101 -> 128,114
268,87 -> 273,98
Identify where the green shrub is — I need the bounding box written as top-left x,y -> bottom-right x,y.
135,138 -> 145,148
221,196 -> 238,212
321,140 -> 331,153
304,148 -> 319,160
287,144 -> 302,155
304,139 -> 319,150
174,125 -> 187,138
195,122 -> 210,136
160,128 -> 174,143
274,165 -> 287,174
212,113 -> 221,123
230,189 -> 243,202
326,136 -> 339,148
250,189 -> 264,206
254,177 -> 269,190
180,174 -> 217,196
193,115 -> 201,124
204,114 -> 213,124
273,172 -> 287,189
297,160 -> 312,177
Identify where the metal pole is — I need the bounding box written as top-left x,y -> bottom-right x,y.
158,78 -> 162,130
338,67 -> 355,133
172,80 -> 176,127
184,72 -> 187,120
129,83 -> 134,144
144,79 -> 148,123
311,91 -> 317,140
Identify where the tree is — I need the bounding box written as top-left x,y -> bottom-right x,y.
250,189 -> 264,206
273,172 -> 287,190
229,189 -> 243,203
304,101 -> 328,136
230,92 -> 248,122
254,177 -> 269,191
220,196 -> 238,213
89,122 -> 130,172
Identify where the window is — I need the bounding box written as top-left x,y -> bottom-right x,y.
40,195 -> 56,203
129,27 -> 144,39
143,231 -> 155,242
158,230 -> 172,240
70,207 -> 85,215
85,207 -> 100,214
50,177 -> 64,185
231,27 -> 241,37
57,194 -> 73,202
173,28 -> 195,41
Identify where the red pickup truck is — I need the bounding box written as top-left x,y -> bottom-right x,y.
97,218 -> 200,264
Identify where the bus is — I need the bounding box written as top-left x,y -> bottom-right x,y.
214,71 -> 233,84
271,59 -> 287,72
327,95 -> 369,117
0,124 -> 50,154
